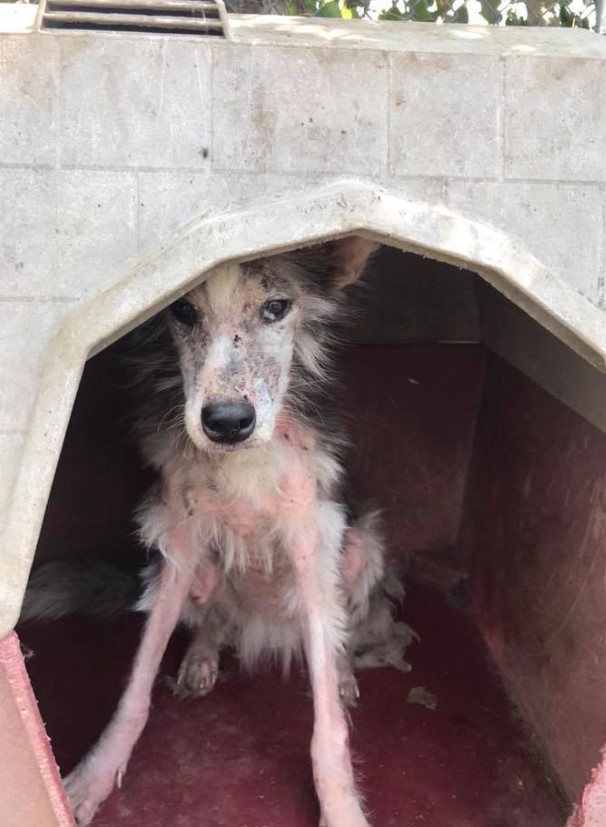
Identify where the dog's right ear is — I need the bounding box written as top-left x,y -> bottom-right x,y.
322,237 -> 380,291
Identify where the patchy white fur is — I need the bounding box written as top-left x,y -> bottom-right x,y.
204,262 -> 242,313
253,376 -> 279,442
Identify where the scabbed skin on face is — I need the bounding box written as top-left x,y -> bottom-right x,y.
171,261 -> 300,452
165,244 -> 373,454
130,238 -> 380,468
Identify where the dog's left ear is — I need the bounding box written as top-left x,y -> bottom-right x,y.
325,237 -> 380,291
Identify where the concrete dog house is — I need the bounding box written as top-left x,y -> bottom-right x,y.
2,8 -> 606,826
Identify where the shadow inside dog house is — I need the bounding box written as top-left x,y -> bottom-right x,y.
9,185 -> 606,827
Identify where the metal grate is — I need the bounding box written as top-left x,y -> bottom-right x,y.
36,0 -> 230,37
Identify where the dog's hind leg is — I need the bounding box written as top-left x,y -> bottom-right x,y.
177,625 -> 220,697
63,545 -> 206,825
287,500 -> 370,827
342,512 -> 415,677
176,610 -> 225,697
174,562 -> 223,697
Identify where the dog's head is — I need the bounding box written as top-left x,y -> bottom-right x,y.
164,237 -> 378,453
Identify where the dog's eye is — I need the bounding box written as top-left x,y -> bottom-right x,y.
170,298 -> 197,328
261,299 -> 291,323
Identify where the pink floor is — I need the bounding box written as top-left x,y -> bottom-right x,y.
20,582 -> 567,827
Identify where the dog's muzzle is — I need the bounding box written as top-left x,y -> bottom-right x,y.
201,400 -> 256,445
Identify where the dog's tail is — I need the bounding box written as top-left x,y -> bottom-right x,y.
19,559 -> 142,623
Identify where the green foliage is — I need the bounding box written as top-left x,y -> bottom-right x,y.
378,0 -> 474,22
378,2 -> 409,19
449,4 -> 469,22
478,0 -> 502,24
283,0 -> 596,28
315,0 -> 348,16
559,0 -> 591,27
379,0 -> 438,20
298,0 -> 359,16
505,7 -> 526,24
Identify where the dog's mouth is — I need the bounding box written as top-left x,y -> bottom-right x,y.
197,439 -> 257,455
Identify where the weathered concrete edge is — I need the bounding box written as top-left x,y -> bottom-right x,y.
2,8 -> 606,61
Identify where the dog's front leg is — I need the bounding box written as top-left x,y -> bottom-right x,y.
64,554 -> 196,825
288,506 -> 371,827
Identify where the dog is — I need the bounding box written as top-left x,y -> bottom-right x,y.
22,237 -> 414,827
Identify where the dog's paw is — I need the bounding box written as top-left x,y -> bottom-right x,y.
63,759 -> 123,826
338,671 -> 360,708
176,649 -> 219,697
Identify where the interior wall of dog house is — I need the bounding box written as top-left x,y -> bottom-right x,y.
3,10 -> 606,827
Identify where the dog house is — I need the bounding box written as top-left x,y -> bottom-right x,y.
2,5 -> 606,826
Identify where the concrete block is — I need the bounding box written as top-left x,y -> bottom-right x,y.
137,171 -> 232,256
0,170 -> 58,299
55,170 -> 138,298
389,53 -> 502,179
504,57 -> 606,182
211,45 -> 388,174
0,300 -> 71,432
0,36 -> 58,167
59,37 -> 212,169
0,170 -> 137,299
446,181 -> 604,304
387,175 -> 451,208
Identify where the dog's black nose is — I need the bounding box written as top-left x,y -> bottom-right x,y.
201,401 -> 256,444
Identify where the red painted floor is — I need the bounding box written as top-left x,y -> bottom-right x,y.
19,584 -> 567,827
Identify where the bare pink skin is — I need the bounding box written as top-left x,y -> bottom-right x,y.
180,526 -> 367,703
278,422 -> 369,826
181,527 -> 366,704
64,415 -> 369,826
64,541 -> 214,825
290,523 -> 368,827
